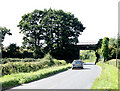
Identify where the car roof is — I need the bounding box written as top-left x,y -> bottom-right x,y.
74,60 -> 81,61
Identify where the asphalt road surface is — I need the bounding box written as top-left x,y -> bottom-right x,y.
9,62 -> 101,90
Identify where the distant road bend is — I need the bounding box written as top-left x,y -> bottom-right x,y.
9,62 -> 101,89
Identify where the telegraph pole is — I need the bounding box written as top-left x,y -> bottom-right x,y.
117,2 -> 120,67
116,33 -> 119,67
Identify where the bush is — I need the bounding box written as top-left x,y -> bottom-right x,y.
2,61 -> 48,76
1,53 -> 67,76
53,59 -> 66,65
42,53 -> 55,65
1,58 -> 66,76
59,60 -> 66,65
0,58 -> 42,64
1,53 -> 55,64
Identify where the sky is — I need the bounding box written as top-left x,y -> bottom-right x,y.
0,0 -> 119,47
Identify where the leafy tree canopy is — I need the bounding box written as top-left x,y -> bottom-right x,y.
96,38 -> 103,50
101,37 -> 109,62
18,8 -> 85,52
0,27 -> 12,42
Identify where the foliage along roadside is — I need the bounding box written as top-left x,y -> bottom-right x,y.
1,53 -> 67,76
91,61 -> 118,89
1,58 -> 46,64
1,64 -> 71,90
105,59 -> 120,68
1,53 -> 54,64
80,50 -> 96,61
1,59 -> 66,76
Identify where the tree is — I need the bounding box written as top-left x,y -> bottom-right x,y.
96,38 -> 103,50
101,37 -> 109,62
105,36 -> 120,60
0,27 -> 12,57
108,38 -> 116,59
80,50 -> 96,61
6,43 -> 20,58
42,9 -> 85,51
95,38 -> 103,56
0,27 -> 12,42
117,35 -> 120,47
18,8 -> 85,59
18,9 -> 47,58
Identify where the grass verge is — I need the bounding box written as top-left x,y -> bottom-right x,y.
1,64 -> 71,90
91,61 -> 118,90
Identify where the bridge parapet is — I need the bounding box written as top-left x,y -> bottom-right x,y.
74,42 -> 97,50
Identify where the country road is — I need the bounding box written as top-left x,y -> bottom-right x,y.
8,62 -> 101,90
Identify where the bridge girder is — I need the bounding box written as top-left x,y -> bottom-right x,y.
75,44 -> 96,50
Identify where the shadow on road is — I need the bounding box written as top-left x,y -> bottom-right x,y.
72,68 -> 90,70
84,63 -> 95,65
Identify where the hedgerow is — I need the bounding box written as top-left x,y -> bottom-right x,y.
2,59 -> 66,76
0,58 -> 41,64
1,53 -> 66,76
1,64 -> 71,90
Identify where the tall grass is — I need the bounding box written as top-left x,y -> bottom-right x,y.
105,59 -> 120,89
91,61 -> 118,89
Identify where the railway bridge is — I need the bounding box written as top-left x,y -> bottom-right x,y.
74,42 -> 97,58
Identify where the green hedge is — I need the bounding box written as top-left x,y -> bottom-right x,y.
1,64 -> 71,90
0,53 -> 67,64
1,53 -> 66,76
1,59 -> 66,76
0,58 -> 41,64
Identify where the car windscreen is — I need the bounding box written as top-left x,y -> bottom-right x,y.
74,61 -> 81,64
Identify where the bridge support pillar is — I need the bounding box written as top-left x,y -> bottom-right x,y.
79,50 -> 80,59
